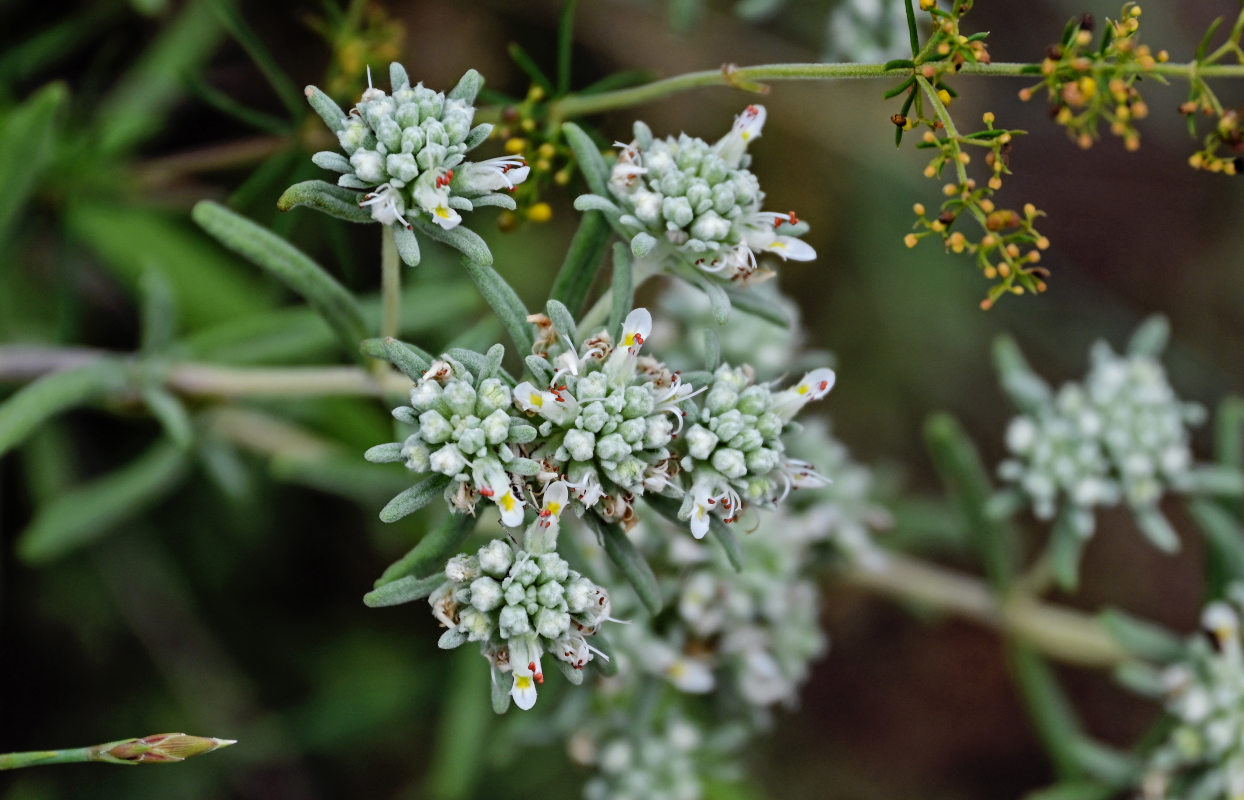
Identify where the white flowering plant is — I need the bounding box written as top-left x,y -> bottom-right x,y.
6,2 -> 1244,799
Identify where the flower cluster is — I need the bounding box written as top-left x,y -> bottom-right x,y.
576,713 -> 744,800
1019,5 -> 1162,152
575,107 -> 815,300
304,62 -> 529,265
516,309 -> 689,522
430,483 -> 615,712
366,351 -> 538,526
1140,589 -> 1244,800
998,330 -> 1204,544
679,363 -> 834,537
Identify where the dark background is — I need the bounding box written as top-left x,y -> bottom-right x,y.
1,1 -> 1242,797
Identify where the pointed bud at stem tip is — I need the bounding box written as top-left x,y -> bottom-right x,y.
95,733 -> 237,765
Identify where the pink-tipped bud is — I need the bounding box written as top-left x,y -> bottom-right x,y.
100,733 -> 236,764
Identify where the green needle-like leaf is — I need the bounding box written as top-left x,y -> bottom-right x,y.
17,439 -> 189,564
375,514 -> 477,587
193,201 -> 368,357
277,180 -> 372,224
363,573 -> 447,607
563,122 -> 610,196
550,211 -> 611,315
0,361 -> 128,459
459,258 -> 533,355
379,474 -> 453,523
0,82 -> 66,250
585,513 -> 661,614
608,243 -> 633,338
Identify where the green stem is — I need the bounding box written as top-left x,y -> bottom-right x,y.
842,554 -> 1129,668
0,748 -> 91,770
547,61 -> 1244,121
380,228 -> 400,342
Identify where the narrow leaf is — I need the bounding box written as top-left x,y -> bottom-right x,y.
1049,509 -> 1086,591
363,573 -> 446,607
375,337 -> 434,378
545,299 -> 577,344
192,201 -> 368,357
139,270 -> 177,353
1007,644 -> 1085,780
924,412 -> 1016,589
375,513 -> 477,587
277,180 -> 372,223
585,513 -> 661,614
141,387 -> 194,448
0,83 -> 66,249
563,122 -> 610,196
459,257 -> 534,354
379,474 -> 453,523
993,335 -> 1051,413
409,217 -> 493,265
0,362 -> 127,459
17,440 -> 188,564
552,210 -> 612,315
703,328 -> 720,372
1191,498 -> 1244,595
1126,315 -> 1169,357
1098,608 -> 1186,663
608,243 -> 633,338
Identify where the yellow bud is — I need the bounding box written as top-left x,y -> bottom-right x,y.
958,152 -> 970,164
1011,285 -> 1025,295
528,202 -> 553,223
923,165 -> 937,178
1158,49 -> 1169,62
538,143 -> 556,159
1036,236 -> 1050,250
904,233 -> 920,248
988,176 -> 1003,190
1077,132 -> 1094,150
1124,135 -> 1140,152
913,203 -> 926,216
1005,244 -> 1020,259
554,169 -> 571,186
1023,203 -> 1037,217
942,182 -> 958,196
923,131 -> 937,144
527,85 -> 545,102
536,159 -> 553,172
1018,88 -> 1033,102
930,220 -> 945,232
505,138 -> 527,155
983,112 -> 995,125
981,234 -> 996,248
998,263 -> 1011,278
1075,30 -> 1092,47
984,265 -> 997,279
1189,152 -> 1204,169
938,89 -> 952,105
1027,250 -> 1042,263
980,199 -> 995,213
521,118 -> 536,132
1078,77 -> 1097,100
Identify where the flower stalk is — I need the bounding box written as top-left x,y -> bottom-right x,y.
0,734 -> 235,770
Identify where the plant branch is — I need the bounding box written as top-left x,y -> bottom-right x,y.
841,553 -> 1130,669
548,61 -> 1244,121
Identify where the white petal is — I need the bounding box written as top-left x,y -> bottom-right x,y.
511,671 -> 538,710
497,491 -> 525,528
764,236 -> 816,261
622,307 -> 652,349
690,505 -> 710,539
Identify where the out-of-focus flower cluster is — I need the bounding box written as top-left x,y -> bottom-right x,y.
997,321 -> 1209,549
1140,588 -> 1244,800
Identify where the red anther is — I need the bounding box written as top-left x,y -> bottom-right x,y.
707,498 -> 716,505
723,499 -> 732,508
479,486 -> 495,497
746,104 -> 760,115
634,334 -> 644,345
528,661 -> 544,684
818,380 -> 828,391
788,210 -> 800,226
